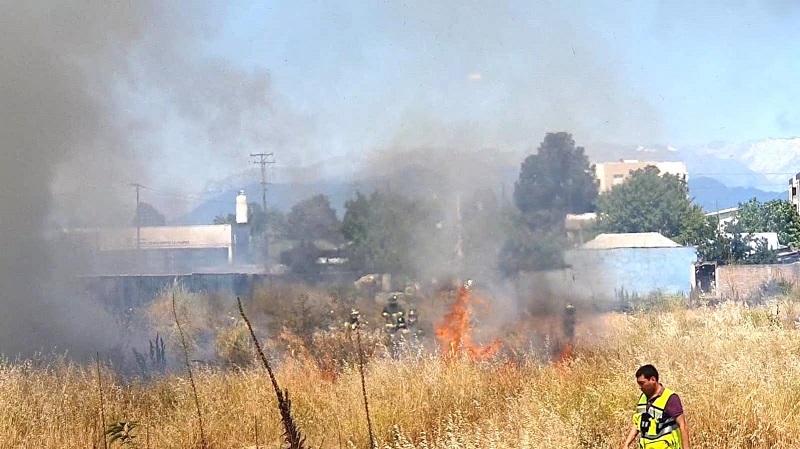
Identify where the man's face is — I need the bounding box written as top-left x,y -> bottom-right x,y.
637,375 -> 659,397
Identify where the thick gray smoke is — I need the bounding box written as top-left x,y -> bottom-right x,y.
347,1 -> 665,293
332,1 -> 670,339
0,2 -> 289,358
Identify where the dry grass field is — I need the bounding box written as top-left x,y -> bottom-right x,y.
0,284 -> 799,448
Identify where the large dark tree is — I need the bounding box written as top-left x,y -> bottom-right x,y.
500,132 -> 597,276
513,132 -> 598,231
286,194 -> 342,244
341,190 -> 436,277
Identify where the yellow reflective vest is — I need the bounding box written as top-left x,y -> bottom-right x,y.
632,387 -> 682,449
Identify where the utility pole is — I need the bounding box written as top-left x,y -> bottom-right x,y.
250,152 -> 274,213
130,183 -> 143,250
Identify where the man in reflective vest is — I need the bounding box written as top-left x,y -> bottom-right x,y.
621,364 -> 690,449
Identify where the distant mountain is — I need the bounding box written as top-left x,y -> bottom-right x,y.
601,137 -> 800,192
180,148 -> 522,225
687,137 -> 800,189
179,180 -> 363,225
689,176 -> 785,212
180,138 -> 799,224
589,142 -> 782,192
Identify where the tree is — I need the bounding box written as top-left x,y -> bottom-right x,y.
595,166 -> 707,243
589,165 -> 777,265
133,202 -> 165,226
279,240 -> 323,275
498,218 -> 567,276
286,194 -> 342,244
501,132 -> 598,276
734,198 -> 800,247
513,132 -> 598,231
341,190 -> 436,277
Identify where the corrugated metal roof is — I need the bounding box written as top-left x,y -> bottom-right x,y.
581,232 -> 681,249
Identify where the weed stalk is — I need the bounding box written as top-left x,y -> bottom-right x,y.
356,328 -> 376,449
172,291 -> 207,447
96,353 -> 108,449
237,296 -> 307,449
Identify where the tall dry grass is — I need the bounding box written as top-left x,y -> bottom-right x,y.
2,289 -> 800,448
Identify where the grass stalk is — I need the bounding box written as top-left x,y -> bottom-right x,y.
96,353 -> 108,449
237,296 -> 307,449
172,291 -> 207,447
356,328 -> 376,449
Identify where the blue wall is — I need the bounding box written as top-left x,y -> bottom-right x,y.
564,247 -> 698,299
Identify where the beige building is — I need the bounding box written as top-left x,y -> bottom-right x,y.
594,160 -> 688,192
66,224 -> 239,274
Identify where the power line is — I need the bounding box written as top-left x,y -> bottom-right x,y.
130,183 -> 143,250
692,172 -> 798,176
250,152 -> 275,212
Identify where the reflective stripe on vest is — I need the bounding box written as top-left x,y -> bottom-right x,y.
635,387 -> 681,446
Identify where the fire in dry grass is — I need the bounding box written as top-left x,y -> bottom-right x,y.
435,286 -> 502,361
555,341 -> 574,365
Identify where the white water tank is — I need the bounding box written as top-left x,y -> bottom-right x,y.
235,190 -> 248,224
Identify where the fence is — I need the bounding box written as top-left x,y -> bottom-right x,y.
715,264 -> 800,299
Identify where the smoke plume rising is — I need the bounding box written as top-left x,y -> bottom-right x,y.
344,1 -> 661,334
0,2 -> 291,358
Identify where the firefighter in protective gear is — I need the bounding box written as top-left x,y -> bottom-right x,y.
406,308 -> 418,330
382,294 -> 406,333
563,303 -> 576,341
345,308 -> 362,331
622,364 -> 690,449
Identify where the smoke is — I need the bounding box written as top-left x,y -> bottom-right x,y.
340,1 -> 655,337
370,1 -> 663,150
0,2 -> 298,359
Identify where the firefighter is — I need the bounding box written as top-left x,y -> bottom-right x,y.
406,308 -> 418,330
345,308 -> 362,331
563,303 -> 576,343
382,294 -> 406,333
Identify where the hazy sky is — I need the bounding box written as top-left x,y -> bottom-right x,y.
200,0 -> 799,161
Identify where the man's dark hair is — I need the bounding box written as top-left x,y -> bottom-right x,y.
635,364 -> 659,381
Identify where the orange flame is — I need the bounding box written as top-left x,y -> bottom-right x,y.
556,341 -> 574,364
435,286 -> 501,361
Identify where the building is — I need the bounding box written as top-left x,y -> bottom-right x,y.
561,232 -> 697,301
65,190 -> 254,275
705,207 -> 738,231
564,212 -> 597,245
594,160 -> 688,192
791,173 -> 800,215
68,224 -> 241,275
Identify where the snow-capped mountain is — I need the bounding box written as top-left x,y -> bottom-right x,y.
690,137 -> 800,189
598,137 -> 800,193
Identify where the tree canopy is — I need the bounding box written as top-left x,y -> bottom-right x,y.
500,132 -> 597,276
733,198 -> 800,248
286,194 -> 342,244
595,167 -> 782,265
341,190 -> 436,277
595,166 -> 707,242
513,132 -> 598,231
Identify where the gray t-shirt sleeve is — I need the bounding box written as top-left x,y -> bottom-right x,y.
665,394 -> 684,418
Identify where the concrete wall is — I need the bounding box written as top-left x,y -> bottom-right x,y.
519,247 -> 697,306
716,264 -> 800,299
75,224 -> 234,250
